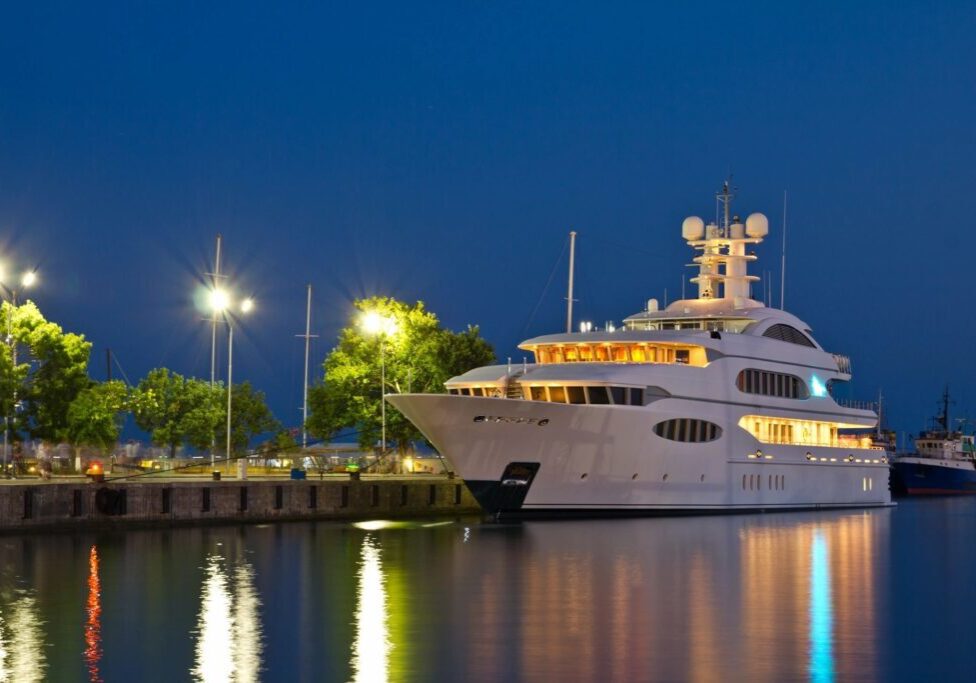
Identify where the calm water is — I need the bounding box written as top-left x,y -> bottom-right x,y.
1,499 -> 975,682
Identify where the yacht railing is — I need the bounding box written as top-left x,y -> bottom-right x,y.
832,354 -> 852,374
835,398 -> 877,411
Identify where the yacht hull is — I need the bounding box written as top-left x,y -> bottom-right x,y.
387,394 -> 892,518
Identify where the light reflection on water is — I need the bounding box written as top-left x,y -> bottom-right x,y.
6,499 -> 976,681
351,534 -> 392,683
85,546 -> 102,683
0,590 -> 46,682
190,553 -> 263,682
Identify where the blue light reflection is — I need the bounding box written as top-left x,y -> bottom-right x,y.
809,530 -> 834,683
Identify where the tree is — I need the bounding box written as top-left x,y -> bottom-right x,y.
307,297 -> 495,451
226,381 -> 280,455
67,380 -> 129,453
2,301 -> 92,443
131,369 -> 222,457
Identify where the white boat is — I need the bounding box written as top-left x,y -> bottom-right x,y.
387,184 -> 892,518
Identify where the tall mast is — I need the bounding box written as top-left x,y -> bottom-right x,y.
566,231 -> 577,333
780,191 -> 787,310
210,233 -> 222,388
302,284 -> 312,449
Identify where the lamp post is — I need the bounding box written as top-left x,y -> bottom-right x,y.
209,289 -> 253,478
360,311 -> 397,460
0,269 -> 38,478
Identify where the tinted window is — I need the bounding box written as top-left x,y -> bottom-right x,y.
609,387 -> 626,405
629,388 -> 644,406
587,387 -> 610,404
549,386 -> 567,403
530,386 -> 546,401
653,419 -> 723,443
567,386 -> 586,404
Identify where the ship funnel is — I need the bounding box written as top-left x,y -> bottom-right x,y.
646,298 -> 659,312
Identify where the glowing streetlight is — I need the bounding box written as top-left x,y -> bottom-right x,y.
209,288 -> 230,313
20,271 -> 36,289
359,311 -> 398,460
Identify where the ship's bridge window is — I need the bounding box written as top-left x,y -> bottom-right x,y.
761,324 -> 816,348
448,385 -> 503,397
623,318 -> 752,333
528,342 -> 708,367
523,384 -> 648,406
736,369 -> 810,399
654,419 -> 722,443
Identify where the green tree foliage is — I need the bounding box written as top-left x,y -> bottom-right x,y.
307,297 -> 495,451
227,381 -> 281,455
131,368 -> 223,457
1,301 -> 93,442
66,380 -> 129,452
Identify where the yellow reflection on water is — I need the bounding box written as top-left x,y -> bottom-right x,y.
191,555 -> 263,682
351,535 -> 392,683
0,590 -> 46,682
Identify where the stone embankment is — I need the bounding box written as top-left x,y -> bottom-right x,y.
0,476 -> 483,532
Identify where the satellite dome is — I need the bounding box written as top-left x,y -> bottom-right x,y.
682,216 -> 705,241
745,212 -> 769,238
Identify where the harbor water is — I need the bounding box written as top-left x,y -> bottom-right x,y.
1,498 -> 975,682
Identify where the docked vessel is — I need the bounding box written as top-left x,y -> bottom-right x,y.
890,389 -> 976,495
387,184 -> 892,518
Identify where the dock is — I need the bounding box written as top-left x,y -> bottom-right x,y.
0,475 -> 484,532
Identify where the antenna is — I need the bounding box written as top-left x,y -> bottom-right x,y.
565,231 -> 577,333
780,191 -> 787,310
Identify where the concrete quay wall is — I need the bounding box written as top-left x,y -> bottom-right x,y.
0,478 -> 484,532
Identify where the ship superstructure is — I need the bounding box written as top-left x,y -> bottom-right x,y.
387,184 -> 891,517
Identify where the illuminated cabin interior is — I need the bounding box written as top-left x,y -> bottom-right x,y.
738,415 -> 878,449
523,342 -> 709,367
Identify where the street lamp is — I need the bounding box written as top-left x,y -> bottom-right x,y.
209,291 -> 254,478
0,268 -> 38,477
359,311 -> 397,460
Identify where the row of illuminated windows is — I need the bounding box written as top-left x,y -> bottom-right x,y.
742,474 -> 786,491
527,385 -> 646,406
449,386 -> 503,398
653,419 -> 722,443
449,384 -> 647,406
531,344 -> 700,366
736,369 -> 809,399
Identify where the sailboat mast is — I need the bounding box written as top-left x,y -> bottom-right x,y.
566,231 -> 577,333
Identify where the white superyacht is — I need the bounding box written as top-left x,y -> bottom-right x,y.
388,185 -> 891,518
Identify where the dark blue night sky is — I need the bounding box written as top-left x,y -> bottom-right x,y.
2,2 -> 974,441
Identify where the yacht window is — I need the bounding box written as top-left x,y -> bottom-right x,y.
595,346 -> 610,361
676,349 -> 690,364
472,387 -> 484,397
449,389 -> 459,395
460,388 -> 471,396
587,387 -> 611,405
609,387 -> 626,405
762,324 -> 816,347
629,388 -> 644,406
737,369 -> 809,399
653,418 -> 723,443
567,386 -> 586,404
530,386 -> 546,401
549,386 -> 567,403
